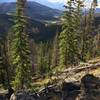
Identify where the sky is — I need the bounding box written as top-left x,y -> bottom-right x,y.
0,0 -> 100,9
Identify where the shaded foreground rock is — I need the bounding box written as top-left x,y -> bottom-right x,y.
10,90 -> 40,100
0,95 -> 6,100
9,74 -> 100,100
62,82 -> 80,100
78,74 -> 100,100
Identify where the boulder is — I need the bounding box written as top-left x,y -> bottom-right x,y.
38,85 -> 62,100
0,90 -> 8,100
10,90 -> 40,100
62,82 -> 80,100
6,87 -> 14,99
0,95 -> 6,100
78,74 -> 100,100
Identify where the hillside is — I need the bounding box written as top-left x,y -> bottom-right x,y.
0,14 -> 60,41
0,2 -> 99,41
0,1 -> 62,21
0,13 -> 99,40
94,13 -> 100,27
95,8 -> 100,13
0,1 -> 62,41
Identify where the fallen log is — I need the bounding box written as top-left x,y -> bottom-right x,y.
53,63 -> 100,76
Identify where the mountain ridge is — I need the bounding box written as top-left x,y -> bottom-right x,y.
0,1 -> 62,22
0,1 -> 99,41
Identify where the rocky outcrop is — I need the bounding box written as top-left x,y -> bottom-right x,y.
0,95 -> 6,100
77,74 -> 100,100
10,90 -> 39,100
9,74 -> 100,100
0,88 -> 14,100
61,82 -> 80,100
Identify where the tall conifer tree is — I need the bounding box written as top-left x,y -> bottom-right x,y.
80,0 -> 97,61
59,0 -> 82,67
51,32 -> 59,67
0,38 -> 11,89
11,0 -> 32,90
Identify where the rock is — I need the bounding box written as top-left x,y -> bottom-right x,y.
81,74 -> 100,88
10,74 -> 100,100
62,82 -> 80,92
62,82 -> 80,100
10,93 -> 16,100
6,87 -> 14,99
0,95 -> 6,100
0,90 -> 8,100
78,74 -> 100,100
38,85 -> 62,100
10,90 -> 40,100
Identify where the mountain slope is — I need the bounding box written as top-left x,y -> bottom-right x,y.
0,14 -> 60,41
0,1 -> 99,41
95,8 -> 100,13
0,1 -> 62,21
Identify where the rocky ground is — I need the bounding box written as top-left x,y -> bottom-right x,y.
9,74 -> 100,100
0,57 -> 100,100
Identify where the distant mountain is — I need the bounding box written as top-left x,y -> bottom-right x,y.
0,1 -> 99,41
0,1 -> 62,41
0,1 -> 62,22
95,8 -> 100,13
30,0 -> 64,10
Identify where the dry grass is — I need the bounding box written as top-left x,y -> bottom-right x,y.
88,57 -> 100,77
32,57 -> 100,91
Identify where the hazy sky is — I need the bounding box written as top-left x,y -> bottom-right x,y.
0,0 -> 100,9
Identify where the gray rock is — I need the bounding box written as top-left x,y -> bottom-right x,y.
0,95 -> 6,100
10,91 -> 40,100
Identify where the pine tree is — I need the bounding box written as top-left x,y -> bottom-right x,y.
0,38 -> 11,89
59,0 -> 82,67
37,42 -> 45,75
51,31 -> 59,67
11,0 -> 32,90
80,0 -> 97,61
0,39 -> 5,87
93,25 -> 100,57
37,42 -> 51,75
